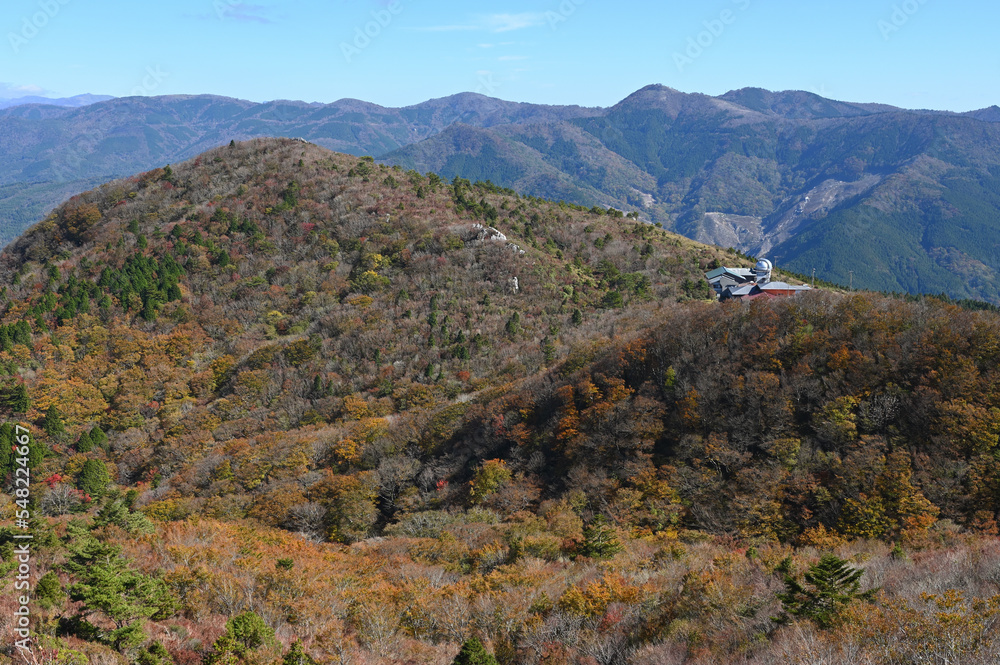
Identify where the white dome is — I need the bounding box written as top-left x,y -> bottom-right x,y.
755,259 -> 773,272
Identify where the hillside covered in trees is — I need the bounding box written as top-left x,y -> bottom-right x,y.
7,88 -> 1000,302
0,139 -> 999,664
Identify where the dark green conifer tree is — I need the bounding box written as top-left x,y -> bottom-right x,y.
43,405 -> 65,437
78,459 -> 111,498
90,427 -> 109,450
77,429 -> 93,453
0,383 -> 30,413
35,571 -> 65,610
777,553 -> 877,628
452,638 -> 499,665
580,515 -> 624,560
283,641 -> 318,665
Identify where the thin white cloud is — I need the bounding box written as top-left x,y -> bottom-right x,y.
483,13 -> 548,32
406,24 -> 479,32
188,2 -> 276,24
221,3 -> 275,24
409,13 -> 547,34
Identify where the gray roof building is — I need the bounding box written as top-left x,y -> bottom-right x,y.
706,259 -> 811,301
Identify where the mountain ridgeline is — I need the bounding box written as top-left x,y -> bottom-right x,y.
0,92 -> 600,250
2,87 -> 1000,303
386,86 -> 1000,302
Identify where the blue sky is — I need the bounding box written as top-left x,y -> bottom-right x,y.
0,0 -> 995,111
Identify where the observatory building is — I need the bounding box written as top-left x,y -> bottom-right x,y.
705,259 -> 811,301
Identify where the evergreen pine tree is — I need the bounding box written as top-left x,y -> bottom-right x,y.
0,383 -> 30,413
226,611 -> 275,651
90,427 -> 109,450
77,429 -> 93,453
505,312 -> 521,336
43,405 -> 65,437
78,459 -> 111,498
2,425 -> 45,471
283,640 -> 318,665
777,553 -> 877,628
0,423 -> 12,479
204,611 -> 276,665
452,637 -> 499,665
581,515 -> 624,560
13,320 -> 32,346
28,434 -> 44,470
65,533 -> 177,649
92,500 -> 130,530
35,571 -> 65,609
136,642 -> 172,665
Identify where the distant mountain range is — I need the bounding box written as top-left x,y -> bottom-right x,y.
0,93 -> 113,110
386,87 -> 1000,302
2,87 -> 1000,301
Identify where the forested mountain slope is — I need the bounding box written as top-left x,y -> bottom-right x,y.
0,139 -> 998,664
386,85 -> 1000,302
0,93 -> 598,249
5,86 -> 1000,304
